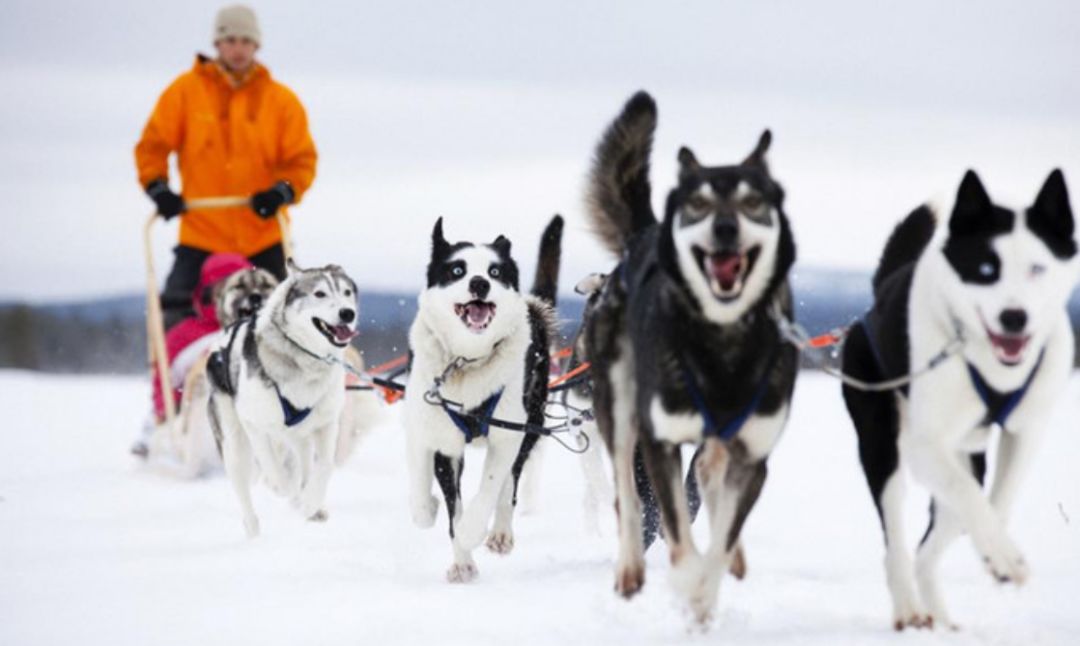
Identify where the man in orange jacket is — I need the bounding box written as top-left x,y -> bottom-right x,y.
135,4 -> 317,329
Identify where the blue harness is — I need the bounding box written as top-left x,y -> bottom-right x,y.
966,351 -> 1044,428
860,314 -> 1042,428
272,383 -> 312,427
444,389 -> 504,443
680,351 -> 777,441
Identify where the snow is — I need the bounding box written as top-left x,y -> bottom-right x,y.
1,370 -> 1078,645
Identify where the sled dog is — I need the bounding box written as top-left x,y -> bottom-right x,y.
207,260 -> 359,537
404,216 -> 559,582
841,169 -> 1077,630
583,91 -> 798,623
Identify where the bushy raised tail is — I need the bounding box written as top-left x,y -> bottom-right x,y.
872,205 -> 937,293
586,91 -> 659,256
531,214 -> 563,306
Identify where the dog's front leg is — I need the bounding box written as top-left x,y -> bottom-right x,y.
296,422 -> 339,522
213,396 -> 261,538
903,431 -> 1028,584
454,432 -> 523,552
246,426 -> 294,497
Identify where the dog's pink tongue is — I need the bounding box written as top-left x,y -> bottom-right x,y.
709,253 -> 742,290
332,325 -> 357,342
996,335 -> 1026,358
466,303 -> 492,324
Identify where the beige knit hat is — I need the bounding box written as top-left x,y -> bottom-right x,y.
213,4 -> 261,45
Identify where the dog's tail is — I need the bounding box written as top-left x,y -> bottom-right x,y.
586,91 -> 658,256
872,204 -> 937,293
531,214 -> 563,306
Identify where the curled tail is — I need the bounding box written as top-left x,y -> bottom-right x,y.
531,214 -> 563,306
872,204 -> 937,293
586,91 -> 658,256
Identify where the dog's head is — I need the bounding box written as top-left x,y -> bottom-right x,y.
660,131 -> 795,323
216,267 -> 279,327
939,169 -> 1076,367
419,217 -> 525,356
270,259 -> 359,353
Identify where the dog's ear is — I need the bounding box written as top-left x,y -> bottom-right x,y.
949,170 -> 994,237
1028,169 -> 1076,259
743,129 -> 772,169
677,147 -> 701,179
431,217 -> 450,257
491,234 -> 512,257
286,257 -> 302,277
574,273 -> 607,296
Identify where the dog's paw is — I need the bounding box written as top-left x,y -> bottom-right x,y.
892,613 -> 934,632
890,591 -> 932,631
446,562 -> 478,584
410,494 -> 439,528
307,509 -> 329,523
485,531 -> 514,555
975,531 -> 1029,585
243,514 -> 260,539
729,543 -> 747,581
614,557 -> 645,598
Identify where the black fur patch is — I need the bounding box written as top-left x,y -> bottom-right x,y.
1026,168 -> 1076,259
944,170 -> 1015,285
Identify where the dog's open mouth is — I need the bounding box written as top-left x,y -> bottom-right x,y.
454,300 -> 496,333
694,246 -> 761,302
312,317 -> 357,347
984,327 -> 1030,366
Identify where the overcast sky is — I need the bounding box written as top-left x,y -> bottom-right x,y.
1,0 -> 1077,301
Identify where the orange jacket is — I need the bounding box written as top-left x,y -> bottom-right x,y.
135,55 -> 317,256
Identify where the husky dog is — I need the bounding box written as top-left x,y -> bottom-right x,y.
842,170 -> 1077,630
217,266 -> 280,327
207,260 -> 359,537
404,216 -> 558,583
583,91 -> 798,623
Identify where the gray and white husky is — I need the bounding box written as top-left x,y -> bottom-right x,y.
207,260 -> 359,537
404,217 -> 558,583
842,169 -> 1077,630
584,91 -> 798,624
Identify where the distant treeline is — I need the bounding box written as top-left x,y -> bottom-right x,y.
3,269 -> 1079,374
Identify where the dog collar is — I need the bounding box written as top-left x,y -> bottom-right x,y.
680,347 -> 777,441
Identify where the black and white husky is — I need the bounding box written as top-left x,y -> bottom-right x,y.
584,91 -> 798,623
842,170 -> 1077,630
404,216 -> 558,583
207,260 -> 359,538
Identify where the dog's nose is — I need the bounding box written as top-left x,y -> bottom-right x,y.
999,308 -> 1027,334
339,308 -> 356,323
713,215 -> 739,247
469,276 -> 491,300
248,293 -> 262,306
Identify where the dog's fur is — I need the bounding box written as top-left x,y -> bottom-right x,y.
583,91 -> 798,623
207,260 -> 359,537
404,216 -> 559,583
841,169 -> 1077,630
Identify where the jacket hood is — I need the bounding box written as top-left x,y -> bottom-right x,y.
193,253 -> 253,321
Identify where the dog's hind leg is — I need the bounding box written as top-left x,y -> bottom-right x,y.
842,326 -> 929,630
915,451 -> 986,630
213,396 -> 260,538
605,354 -> 646,598
435,452 -> 475,582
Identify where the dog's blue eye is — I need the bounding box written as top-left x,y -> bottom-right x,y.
452,267 -> 465,277
489,267 -> 501,279
1030,264 -> 1046,278
315,291 -> 327,298
978,262 -> 994,277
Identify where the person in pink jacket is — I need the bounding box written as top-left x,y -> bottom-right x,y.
135,253 -> 253,457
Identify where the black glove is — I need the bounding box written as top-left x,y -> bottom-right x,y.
146,179 -> 185,219
251,181 -> 295,219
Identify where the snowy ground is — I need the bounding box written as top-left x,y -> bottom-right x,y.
1,370 -> 1077,645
